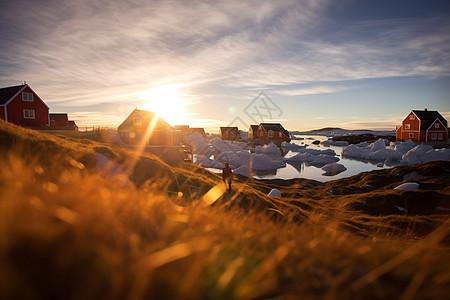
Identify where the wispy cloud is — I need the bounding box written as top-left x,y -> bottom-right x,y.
0,0 -> 449,127
275,85 -> 351,96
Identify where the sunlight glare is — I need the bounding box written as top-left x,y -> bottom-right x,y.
142,85 -> 190,125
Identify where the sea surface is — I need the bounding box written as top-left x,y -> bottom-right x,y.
208,135 -> 399,182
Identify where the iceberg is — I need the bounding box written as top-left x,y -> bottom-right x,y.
321,163 -> 347,176
320,140 -> 349,147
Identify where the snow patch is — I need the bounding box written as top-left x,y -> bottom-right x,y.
394,183 -> 419,191
268,188 -> 282,197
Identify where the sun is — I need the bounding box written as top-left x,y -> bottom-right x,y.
141,85 -> 190,126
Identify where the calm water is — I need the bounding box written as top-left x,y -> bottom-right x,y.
208,135 -> 397,182
258,135 -> 397,182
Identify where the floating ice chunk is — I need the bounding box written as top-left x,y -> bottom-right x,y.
281,141 -> 306,152
291,136 -> 304,140
401,145 -> 450,164
342,138 -> 402,163
194,155 -> 224,169
321,140 -> 349,147
370,139 -> 388,151
233,165 -> 251,177
255,142 -> 281,156
321,163 -> 347,176
218,151 -> 285,170
391,139 -> 415,154
394,183 -> 419,190
301,148 -> 336,156
285,152 -> 339,167
268,188 -> 282,197
211,138 -> 247,153
185,132 -> 210,154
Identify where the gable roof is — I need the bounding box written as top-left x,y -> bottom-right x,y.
118,109 -> 173,131
260,123 -> 290,138
412,110 -> 448,130
249,125 -> 258,133
220,127 -> 240,133
0,84 -> 26,105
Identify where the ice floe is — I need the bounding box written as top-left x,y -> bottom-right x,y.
321,163 -> 347,176
321,140 -> 349,147
281,141 -> 307,152
342,138 -> 450,165
284,152 -> 340,167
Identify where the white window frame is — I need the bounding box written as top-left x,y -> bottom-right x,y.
23,109 -> 35,119
268,130 -> 274,138
404,124 -> 410,130
431,133 -> 437,140
409,115 -> 415,120
435,123 -> 439,128
279,132 -> 282,138
438,133 -> 443,140
409,133 -> 414,138
22,92 -> 34,102
260,131 -> 263,137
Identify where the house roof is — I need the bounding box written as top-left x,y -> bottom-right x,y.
249,125 -> 258,132
0,84 -> 25,105
220,127 -> 240,134
412,110 -> 448,130
260,123 -> 290,138
118,109 -> 173,131
50,113 -> 69,123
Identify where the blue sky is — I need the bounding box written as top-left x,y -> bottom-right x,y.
1,0 -> 449,131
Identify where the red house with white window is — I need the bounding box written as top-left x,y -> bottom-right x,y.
0,84 -> 50,127
396,109 -> 448,143
255,123 -> 291,146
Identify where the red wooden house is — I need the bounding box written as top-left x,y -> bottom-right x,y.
396,109 -> 448,143
50,113 -> 78,130
255,123 -> 291,145
248,125 -> 259,141
0,84 -> 49,127
219,127 -> 241,140
118,109 -> 180,146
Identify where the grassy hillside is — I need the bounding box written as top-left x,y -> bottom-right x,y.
0,119 -> 449,299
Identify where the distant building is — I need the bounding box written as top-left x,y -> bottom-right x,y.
118,109 -> 179,146
396,109 -> 448,143
255,123 -> 290,146
50,113 -> 78,130
190,127 -> 206,137
248,125 -> 259,141
220,127 -> 241,140
0,83 -> 49,128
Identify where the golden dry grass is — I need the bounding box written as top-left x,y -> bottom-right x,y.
0,120 -> 449,299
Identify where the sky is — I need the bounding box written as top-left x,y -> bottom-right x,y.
1,0 -> 450,132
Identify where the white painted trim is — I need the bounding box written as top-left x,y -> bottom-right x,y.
3,85 -> 27,106
1,104 -> 8,122
425,118 -> 446,142
23,109 -> 35,119
3,84 -> 50,125
23,84 -> 50,110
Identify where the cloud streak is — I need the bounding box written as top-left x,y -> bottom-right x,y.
0,0 -> 449,128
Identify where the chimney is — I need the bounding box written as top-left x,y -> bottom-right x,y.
424,108 -> 427,111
